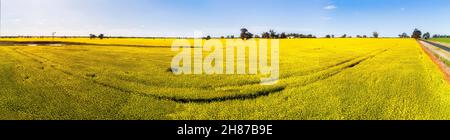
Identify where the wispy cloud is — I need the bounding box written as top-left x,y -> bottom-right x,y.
324,5 -> 337,10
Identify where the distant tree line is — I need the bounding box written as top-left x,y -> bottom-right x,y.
258,30 -> 316,39
204,28 -> 319,40
411,29 -> 422,39
398,28 -> 438,40
432,34 -> 450,38
89,34 -> 105,39
5,27 -> 450,40
399,33 -> 410,38
234,28 -> 385,39
197,28 -> 450,40
396,29 -> 426,39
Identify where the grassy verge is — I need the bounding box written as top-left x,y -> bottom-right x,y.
444,59 -> 450,67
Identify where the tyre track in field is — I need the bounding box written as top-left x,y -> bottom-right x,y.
160,49 -> 387,103
10,48 -> 157,95
9,47 -> 386,103
283,55 -> 366,78
180,49 -> 387,103
14,44 -> 379,91
212,49 -> 386,89
285,49 -> 387,87
9,48 -> 287,103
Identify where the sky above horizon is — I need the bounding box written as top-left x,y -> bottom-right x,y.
1,0 -> 450,37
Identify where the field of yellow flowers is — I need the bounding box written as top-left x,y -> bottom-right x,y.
0,38 -> 449,120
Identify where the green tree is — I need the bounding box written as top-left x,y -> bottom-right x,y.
423,32 -> 431,39
240,28 -> 253,40
261,32 -> 270,38
89,34 -> 96,39
98,34 -> 105,40
280,32 -> 287,39
411,28 -> 422,39
269,30 -> 278,38
373,32 -> 379,38
399,33 -> 409,38
205,35 -> 211,40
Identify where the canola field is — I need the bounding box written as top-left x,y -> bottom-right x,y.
0,38 -> 449,120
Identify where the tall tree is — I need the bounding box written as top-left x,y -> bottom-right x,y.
240,28 -> 253,40
280,32 -> 287,39
269,30 -> 278,39
373,32 -> 379,38
261,32 -> 270,39
399,33 -> 409,38
423,32 -> 431,39
98,34 -> 105,40
89,34 -> 96,39
411,28 -> 422,39
205,35 -> 211,40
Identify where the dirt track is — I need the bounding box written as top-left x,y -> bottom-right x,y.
419,40 -> 450,83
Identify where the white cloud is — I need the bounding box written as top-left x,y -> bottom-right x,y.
324,5 -> 337,10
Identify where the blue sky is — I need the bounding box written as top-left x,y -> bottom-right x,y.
1,0 -> 450,37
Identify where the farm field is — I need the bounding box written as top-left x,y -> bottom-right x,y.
430,38 -> 450,44
0,38 -> 449,120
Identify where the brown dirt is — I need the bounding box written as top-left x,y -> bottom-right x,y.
418,40 -> 450,84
